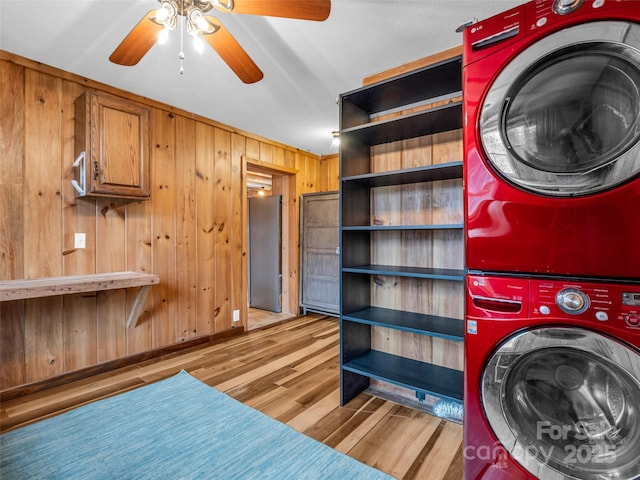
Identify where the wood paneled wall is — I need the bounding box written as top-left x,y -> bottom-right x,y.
0,52 -> 330,391
367,89 -> 464,405
369,128 -> 464,360
319,153 -> 339,192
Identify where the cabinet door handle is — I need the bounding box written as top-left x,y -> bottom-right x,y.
93,162 -> 100,181
71,151 -> 86,196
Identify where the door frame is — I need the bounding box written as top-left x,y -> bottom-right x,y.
243,156 -> 299,320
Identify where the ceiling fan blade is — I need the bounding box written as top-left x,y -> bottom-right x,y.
203,18 -> 264,84
109,11 -> 163,66
221,0 -> 331,21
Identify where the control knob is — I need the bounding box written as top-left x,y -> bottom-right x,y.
553,0 -> 583,14
626,315 -> 640,328
556,288 -> 589,315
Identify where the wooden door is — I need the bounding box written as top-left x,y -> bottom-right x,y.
300,192 -> 339,315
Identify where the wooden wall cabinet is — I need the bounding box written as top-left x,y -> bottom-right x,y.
73,90 -> 150,199
339,56 -> 465,417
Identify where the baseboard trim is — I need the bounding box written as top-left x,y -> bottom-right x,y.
0,327 -> 244,402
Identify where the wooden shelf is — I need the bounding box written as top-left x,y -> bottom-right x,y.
341,101 -> 462,147
342,307 -> 464,341
341,162 -> 462,188
343,350 -> 463,404
0,272 -> 159,328
342,265 -> 465,281
341,56 -> 462,125
342,224 -> 463,231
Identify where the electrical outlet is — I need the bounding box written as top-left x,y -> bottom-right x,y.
233,309 -> 240,322
74,233 -> 86,249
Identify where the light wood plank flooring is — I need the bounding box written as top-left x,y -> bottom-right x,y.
248,307 -> 297,330
0,314 -> 463,480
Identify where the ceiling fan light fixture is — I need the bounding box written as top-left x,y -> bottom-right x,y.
331,131 -> 340,149
154,1 -> 178,27
200,16 -> 221,36
188,8 -> 220,36
195,14 -> 210,31
209,0 -> 234,13
187,6 -> 209,33
154,5 -> 169,22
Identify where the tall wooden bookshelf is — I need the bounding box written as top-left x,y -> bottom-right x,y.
339,55 -> 465,417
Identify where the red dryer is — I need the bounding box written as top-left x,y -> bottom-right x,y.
463,0 -> 640,281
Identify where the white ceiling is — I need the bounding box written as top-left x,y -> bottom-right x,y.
0,0 -> 521,156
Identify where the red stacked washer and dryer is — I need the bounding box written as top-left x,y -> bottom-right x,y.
462,0 -> 640,478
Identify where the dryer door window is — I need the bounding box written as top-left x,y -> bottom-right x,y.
482,327 -> 640,480
480,21 -> 640,196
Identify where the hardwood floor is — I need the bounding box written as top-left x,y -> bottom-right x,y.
248,307 -> 297,330
0,314 -> 463,480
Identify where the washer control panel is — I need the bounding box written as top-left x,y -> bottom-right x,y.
531,279 -> 640,329
556,287 -> 589,314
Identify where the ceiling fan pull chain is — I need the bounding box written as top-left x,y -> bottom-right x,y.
179,0 -> 185,74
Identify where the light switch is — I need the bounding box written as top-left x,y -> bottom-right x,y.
74,233 -> 86,249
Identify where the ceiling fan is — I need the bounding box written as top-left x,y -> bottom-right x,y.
109,0 -> 331,83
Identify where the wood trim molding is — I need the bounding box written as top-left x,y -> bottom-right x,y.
245,156 -> 299,176
319,153 -> 338,162
0,327 -> 244,402
362,45 -> 463,86
0,50 -> 321,159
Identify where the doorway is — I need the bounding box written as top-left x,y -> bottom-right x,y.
248,194 -> 282,313
245,163 -> 297,330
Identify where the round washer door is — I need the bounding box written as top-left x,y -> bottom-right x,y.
480,21 -> 640,196
482,327 -> 640,480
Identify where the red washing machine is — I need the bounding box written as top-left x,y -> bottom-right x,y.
463,0 -> 640,281
464,274 -> 640,479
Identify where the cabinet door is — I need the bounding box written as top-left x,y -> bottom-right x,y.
75,91 -> 150,199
